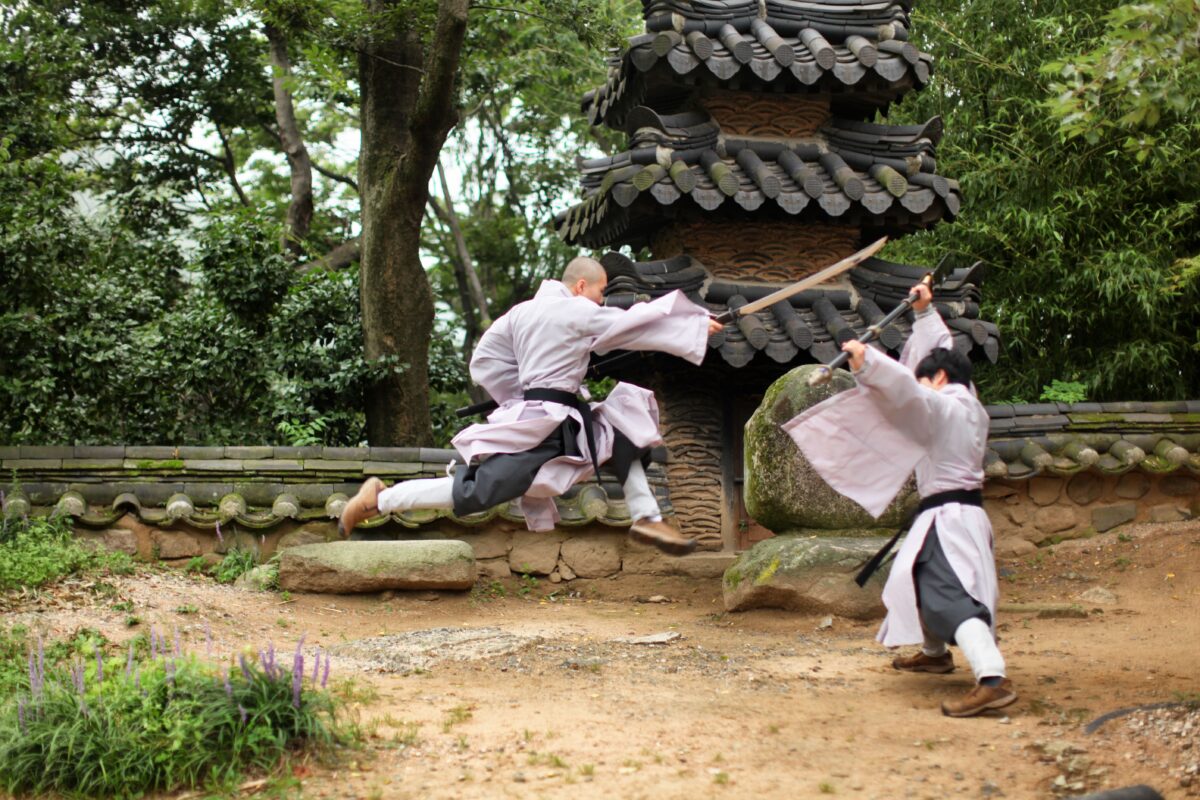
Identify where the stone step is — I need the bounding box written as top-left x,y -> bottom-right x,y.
278,541 -> 476,593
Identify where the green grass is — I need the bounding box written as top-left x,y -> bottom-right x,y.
0,632 -> 350,797
0,514 -> 132,591
213,547 -> 260,585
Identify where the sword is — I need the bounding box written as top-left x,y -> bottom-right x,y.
710,236 -> 888,325
807,256 -> 985,386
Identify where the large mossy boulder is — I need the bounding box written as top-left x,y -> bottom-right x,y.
744,363 -> 916,535
722,536 -> 890,618
278,541 -> 476,593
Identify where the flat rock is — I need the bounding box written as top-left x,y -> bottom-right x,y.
278,540 -> 475,593
614,631 -> 680,645
1092,503 -> 1137,533
331,626 -> 538,673
1078,586 -> 1119,605
722,536 -> 890,619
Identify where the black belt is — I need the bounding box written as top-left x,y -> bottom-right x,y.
523,388 -> 601,479
854,488 -> 983,588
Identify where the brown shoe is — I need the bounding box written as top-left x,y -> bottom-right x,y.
629,520 -> 697,556
941,679 -> 1017,718
892,651 -> 955,674
338,477 -> 385,538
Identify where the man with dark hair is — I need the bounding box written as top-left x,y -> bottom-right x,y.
339,256 -> 723,555
783,282 -> 1016,717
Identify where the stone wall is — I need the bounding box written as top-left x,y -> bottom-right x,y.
985,472 -> 1199,557
77,514 -> 734,583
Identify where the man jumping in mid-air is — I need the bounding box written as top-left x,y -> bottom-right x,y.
340,256 -> 723,555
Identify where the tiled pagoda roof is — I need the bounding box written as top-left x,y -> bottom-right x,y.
586,0 -> 929,127
598,252 -> 996,368
556,112 -> 957,248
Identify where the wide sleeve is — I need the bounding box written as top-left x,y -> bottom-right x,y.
899,308 -> 954,371
468,315 -> 520,403
854,346 -> 961,448
587,291 -> 711,364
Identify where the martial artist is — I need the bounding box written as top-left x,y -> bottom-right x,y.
783,282 -> 1016,717
339,256 -> 723,555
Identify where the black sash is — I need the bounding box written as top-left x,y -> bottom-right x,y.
854,488 -> 983,588
523,388 -> 601,479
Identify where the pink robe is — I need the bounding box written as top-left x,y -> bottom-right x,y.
782,312 -> 998,646
451,280 -> 711,531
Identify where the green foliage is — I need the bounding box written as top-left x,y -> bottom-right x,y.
0,636 -> 345,797
1039,380 -> 1089,404
0,515 -> 129,591
886,0 -> 1200,402
213,548 -> 260,586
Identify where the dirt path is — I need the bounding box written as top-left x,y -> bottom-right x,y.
7,521 -> 1200,799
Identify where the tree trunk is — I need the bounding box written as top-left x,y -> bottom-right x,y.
358,0 -> 469,445
266,23 -> 314,259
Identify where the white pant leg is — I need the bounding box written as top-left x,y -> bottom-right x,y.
377,477 -> 455,514
622,461 -> 662,523
922,629 -> 948,658
954,617 -> 1006,682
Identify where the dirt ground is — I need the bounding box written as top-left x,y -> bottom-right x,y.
6,520 -> 1200,800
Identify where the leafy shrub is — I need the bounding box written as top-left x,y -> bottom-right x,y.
1039,379 -> 1089,404
213,548 -> 260,585
0,633 -> 345,797
0,514 -> 130,591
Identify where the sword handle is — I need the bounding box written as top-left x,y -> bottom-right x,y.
712,309 -> 735,325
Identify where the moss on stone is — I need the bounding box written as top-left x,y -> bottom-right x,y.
753,556 -> 781,586
136,459 -> 185,470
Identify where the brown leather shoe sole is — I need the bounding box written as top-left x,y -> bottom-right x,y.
629,524 -> 698,557
941,682 -> 1018,718
338,478 -> 384,539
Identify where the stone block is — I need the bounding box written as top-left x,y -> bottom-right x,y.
242,459 -> 303,471
73,446 -> 125,459
723,536 -> 889,619
477,557 -> 512,580
1148,504 -> 1187,524
995,537 -> 1037,558
1115,473 -> 1150,499
508,532 -> 565,575
1028,477 -> 1063,506
1159,474 -> 1199,497
1034,506 -> 1079,534
99,529 -> 138,555
18,446 -> 72,458
176,447 -> 224,459
278,526 -> 332,549
278,540 -> 475,593
560,534 -> 623,578
369,447 -> 422,461
272,446 -> 322,459
1092,503 -> 1137,533
126,447 -> 178,459
61,459 -> 125,470
982,482 -> 1018,499
1066,473 -> 1104,505
151,530 -> 202,559
225,447 -> 274,459
302,459 -> 364,472
461,530 -> 511,560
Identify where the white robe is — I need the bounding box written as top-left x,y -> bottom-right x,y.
782,311 -> 998,646
451,280 -> 711,531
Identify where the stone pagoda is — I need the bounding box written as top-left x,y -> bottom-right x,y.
555,0 -> 998,551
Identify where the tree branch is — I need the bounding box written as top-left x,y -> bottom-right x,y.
436,160 -> 492,326
407,0 -> 469,173
312,160 -> 360,193
266,22 -> 315,259
298,237 -> 361,274
214,122 -> 251,207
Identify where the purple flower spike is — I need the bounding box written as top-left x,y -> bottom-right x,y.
149,627 -> 158,660
215,521 -> 224,545
71,662 -> 84,695
238,704 -> 248,726
204,622 -> 213,656
292,665 -> 302,709
239,653 -> 252,682
224,670 -> 233,700
17,698 -> 26,733
321,655 -> 330,688
311,650 -> 321,683
37,637 -> 44,685
126,644 -> 135,678
267,640 -> 276,672
174,629 -> 181,658
95,650 -> 104,684
27,648 -> 38,697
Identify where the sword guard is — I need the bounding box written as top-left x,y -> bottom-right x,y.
712,310 -> 735,325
